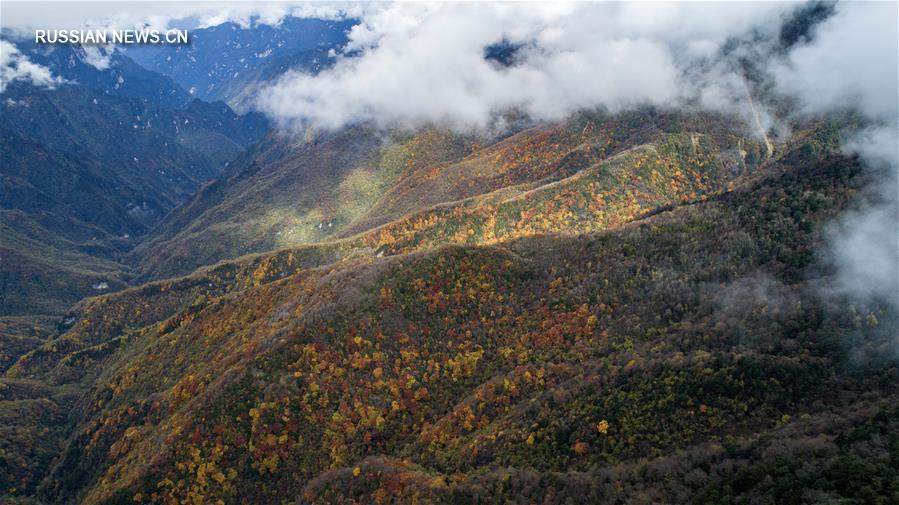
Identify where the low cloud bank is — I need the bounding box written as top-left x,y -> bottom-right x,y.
773,2 -> 897,122
256,2 -> 793,131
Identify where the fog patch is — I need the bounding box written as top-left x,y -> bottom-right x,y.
825,125 -> 899,311
711,273 -> 802,353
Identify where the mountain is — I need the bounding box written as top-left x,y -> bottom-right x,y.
11,41 -> 193,109
1,85 -> 255,220
126,125 -> 478,279
126,17 -> 356,108
0,56 -> 269,494
4,121 -> 896,504
128,109 -> 768,280
2,4 -> 896,504
0,52 -> 268,318
0,133 -> 131,317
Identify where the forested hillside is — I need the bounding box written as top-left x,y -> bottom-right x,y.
4,120 -> 895,504
129,109 -> 768,280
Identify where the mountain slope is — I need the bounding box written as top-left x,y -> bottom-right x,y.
347,127 -> 767,256
340,109 -> 750,236
0,78 -> 268,319
128,126 -> 478,279
1,84 -> 267,207
126,17 -> 356,108
5,123 -> 895,504
10,41 -> 193,109
130,110 -> 765,281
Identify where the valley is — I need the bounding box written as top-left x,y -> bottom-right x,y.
0,41 -> 269,372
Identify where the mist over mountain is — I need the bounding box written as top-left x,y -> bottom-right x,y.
0,2 -> 896,504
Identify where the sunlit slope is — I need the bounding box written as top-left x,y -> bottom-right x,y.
131,110 -> 767,281
6,127 -> 895,504
24,117 -> 771,379
351,130 -> 767,255
342,110 -> 762,236
128,127 -> 478,280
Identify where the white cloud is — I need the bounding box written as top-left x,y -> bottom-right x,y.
828,200 -> 898,308
80,45 -> 113,70
0,40 -> 65,93
256,2 -> 792,131
828,123 -> 899,309
774,1 -> 898,122
844,125 -> 899,171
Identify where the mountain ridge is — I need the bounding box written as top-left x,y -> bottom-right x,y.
127,109 -> 770,281
126,17 -> 356,108
5,126 -> 895,504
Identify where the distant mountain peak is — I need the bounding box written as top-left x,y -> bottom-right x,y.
125,16 -> 357,108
